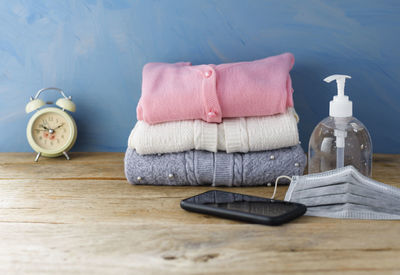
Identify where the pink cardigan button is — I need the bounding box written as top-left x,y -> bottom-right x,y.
204,70 -> 212,78
207,110 -> 217,118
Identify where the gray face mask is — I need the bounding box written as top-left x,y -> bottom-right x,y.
283,166 -> 400,220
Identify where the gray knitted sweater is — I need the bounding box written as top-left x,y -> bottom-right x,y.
125,145 -> 306,186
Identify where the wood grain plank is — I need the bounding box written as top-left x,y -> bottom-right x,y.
0,152 -> 399,274
0,152 -> 125,179
0,223 -> 399,274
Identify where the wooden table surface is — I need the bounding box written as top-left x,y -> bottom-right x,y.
0,153 -> 399,274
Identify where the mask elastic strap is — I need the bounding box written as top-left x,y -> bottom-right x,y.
271,175 -> 292,199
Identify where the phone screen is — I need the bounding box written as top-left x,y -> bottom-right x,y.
183,190 -> 305,219
204,200 -> 299,217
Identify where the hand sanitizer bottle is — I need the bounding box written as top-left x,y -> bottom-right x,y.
308,75 -> 372,177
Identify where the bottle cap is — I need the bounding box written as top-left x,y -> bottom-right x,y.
324,74 -> 352,117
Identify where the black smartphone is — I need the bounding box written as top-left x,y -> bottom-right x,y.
181,190 -> 306,226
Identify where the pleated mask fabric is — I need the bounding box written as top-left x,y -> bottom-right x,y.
284,166 -> 400,220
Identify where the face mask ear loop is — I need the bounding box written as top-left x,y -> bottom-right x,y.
271,175 -> 292,200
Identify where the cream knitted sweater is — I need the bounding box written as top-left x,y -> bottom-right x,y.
129,108 -> 300,155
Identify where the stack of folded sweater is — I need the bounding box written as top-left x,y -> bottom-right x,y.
125,53 -> 306,186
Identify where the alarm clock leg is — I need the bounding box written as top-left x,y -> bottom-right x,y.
63,151 -> 70,160
34,152 -> 41,162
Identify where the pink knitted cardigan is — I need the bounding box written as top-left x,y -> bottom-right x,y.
137,52 -> 295,124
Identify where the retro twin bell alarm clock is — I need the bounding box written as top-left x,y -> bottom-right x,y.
25,87 -> 77,162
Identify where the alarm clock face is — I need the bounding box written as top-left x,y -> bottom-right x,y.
32,112 -> 71,150
27,107 -> 77,157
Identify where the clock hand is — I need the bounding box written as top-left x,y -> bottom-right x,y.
54,123 -> 64,129
39,124 -> 49,130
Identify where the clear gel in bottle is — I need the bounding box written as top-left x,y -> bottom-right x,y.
308,75 -> 372,177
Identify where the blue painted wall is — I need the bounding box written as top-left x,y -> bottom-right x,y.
0,0 -> 399,153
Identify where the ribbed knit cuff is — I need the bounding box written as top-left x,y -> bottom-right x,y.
223,118 -> 249,153
194,121 -> 218,152
194,151 -> 214,184
213,153 -> 234,187
184,150 -> 197,185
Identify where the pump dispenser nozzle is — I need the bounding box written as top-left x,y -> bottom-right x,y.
323,74 -> 353,169
324,74 -> 352,117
